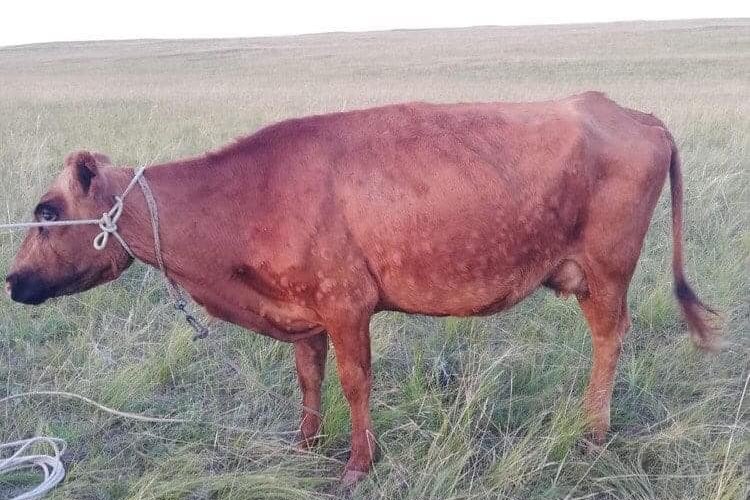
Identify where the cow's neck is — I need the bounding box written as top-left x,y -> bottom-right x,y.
109,161 -> 324,342
114,159 -> 236,287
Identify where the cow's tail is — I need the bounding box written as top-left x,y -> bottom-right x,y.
668,139 -> 719,351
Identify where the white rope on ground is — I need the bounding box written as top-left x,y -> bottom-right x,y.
0,391 -> 191,424
0,391 -> 213,499
0,437 -> 66,500
0,390 -> 345,484
0,389 -> 319,428
0,385 -> 340,496
0,390 -> 189,500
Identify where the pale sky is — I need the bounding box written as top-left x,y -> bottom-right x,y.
1,0 -> 747,47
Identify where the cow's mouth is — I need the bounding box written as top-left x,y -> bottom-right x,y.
5,268 -> 98,305
6,271 -> 56,305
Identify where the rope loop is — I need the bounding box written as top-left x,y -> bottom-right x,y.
93,196 -> 125,252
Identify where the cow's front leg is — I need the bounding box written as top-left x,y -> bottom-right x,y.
328,314 -> 375,486
294,333 -> 328,449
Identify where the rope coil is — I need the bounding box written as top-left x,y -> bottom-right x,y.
0,437 -> 67,500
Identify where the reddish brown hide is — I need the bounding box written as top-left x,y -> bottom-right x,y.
6,92 -> 717,484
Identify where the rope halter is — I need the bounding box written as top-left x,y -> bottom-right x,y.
89,164 -> 148,256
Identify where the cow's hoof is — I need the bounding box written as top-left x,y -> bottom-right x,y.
579,432 -> 606,455
340,469 -> 367,488
295,432 -> 319,451
583,438 -> 602,455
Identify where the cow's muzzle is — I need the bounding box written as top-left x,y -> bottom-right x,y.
5,271 -> 52,305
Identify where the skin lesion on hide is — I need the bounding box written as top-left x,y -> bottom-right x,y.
231,264 -> 285,299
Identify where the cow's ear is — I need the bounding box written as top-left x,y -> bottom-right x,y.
64,150 -> 100,195
91,152 -> 112,166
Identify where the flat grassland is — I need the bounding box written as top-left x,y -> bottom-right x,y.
0,19 -> 748,499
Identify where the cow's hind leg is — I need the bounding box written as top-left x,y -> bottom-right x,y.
294,333 -> 329,448
577,284 -> 631,444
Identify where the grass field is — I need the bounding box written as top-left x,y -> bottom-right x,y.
0,18 -> 748,499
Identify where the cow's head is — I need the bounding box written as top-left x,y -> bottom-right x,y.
5,151 -> 134,304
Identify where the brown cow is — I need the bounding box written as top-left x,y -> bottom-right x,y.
5,91 -> 716,484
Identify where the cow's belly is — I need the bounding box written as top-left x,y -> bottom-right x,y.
362,201 -> 581,316
376,265 -> 536,316
345,168 -> 590,315
368,230 -> 558,316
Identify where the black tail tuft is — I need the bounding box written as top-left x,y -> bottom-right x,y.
668,139 -> 720,351
674,277 -> 720,351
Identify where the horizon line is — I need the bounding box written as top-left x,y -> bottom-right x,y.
1,16 -> 746,50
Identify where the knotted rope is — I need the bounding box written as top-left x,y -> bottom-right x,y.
92,196 -> 131,254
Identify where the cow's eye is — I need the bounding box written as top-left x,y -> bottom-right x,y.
39,206 -> 57,222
